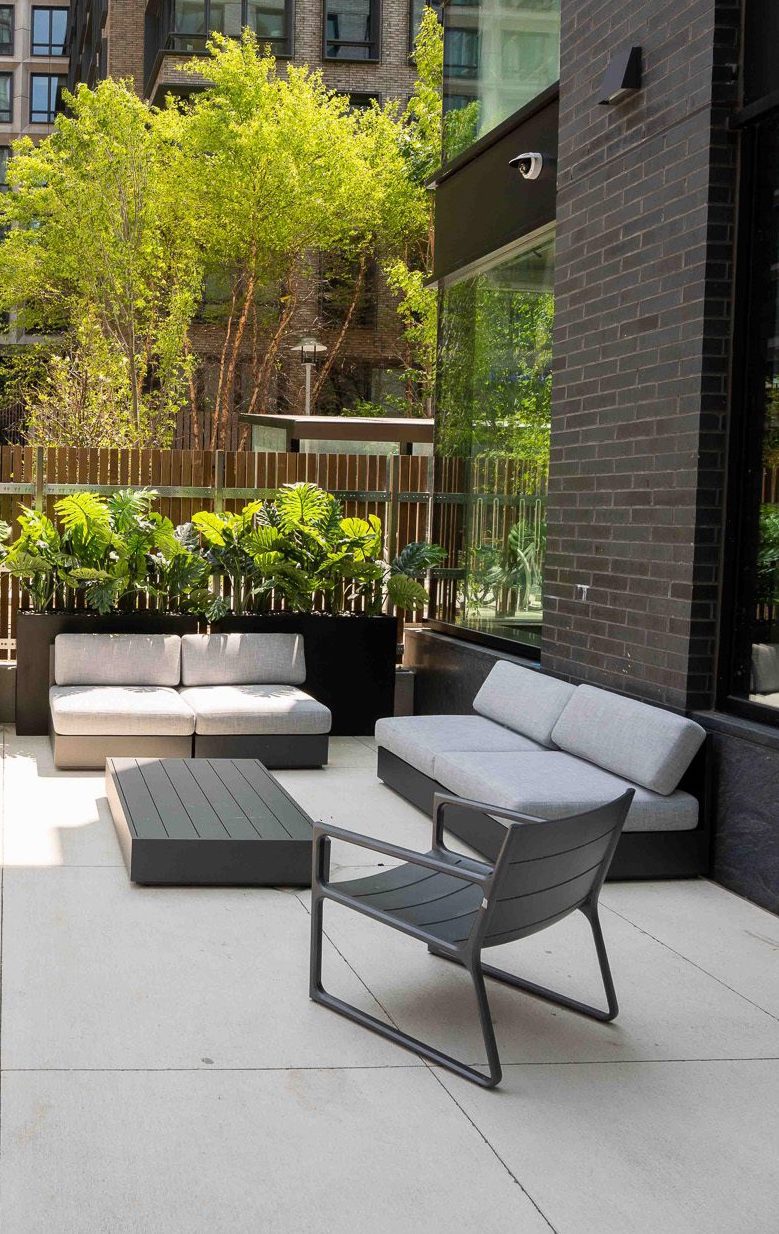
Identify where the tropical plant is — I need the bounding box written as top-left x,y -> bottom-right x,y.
0,482 -> 444,618
0,508 -> 63,611
757,504 -> 779,606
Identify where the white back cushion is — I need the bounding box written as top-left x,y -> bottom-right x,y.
473,661 -> 576,747
54,633 -> 181,687
551,685 -> 706,795
180,633 -> 306,686
751,644 -> 779,695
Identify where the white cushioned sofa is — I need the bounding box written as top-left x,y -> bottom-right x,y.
750,643 -> 779,707
49,632 -> 331,770
375,660 -> 708,879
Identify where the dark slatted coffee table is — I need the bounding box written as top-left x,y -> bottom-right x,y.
106,757 -> 314,886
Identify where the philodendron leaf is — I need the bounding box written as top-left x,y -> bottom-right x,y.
244,526 -> 283,556
192,511 -> 228,547
386,573 -> 429,612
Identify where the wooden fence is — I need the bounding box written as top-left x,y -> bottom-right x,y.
0,446 -> 433,660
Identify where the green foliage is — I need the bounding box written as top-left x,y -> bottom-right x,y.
0,483 -> 445,617
758,504 -> 779,606
0,80 -> 200,445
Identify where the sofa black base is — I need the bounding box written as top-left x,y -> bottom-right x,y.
194,733 -> 329,768
376,746 -> 709,881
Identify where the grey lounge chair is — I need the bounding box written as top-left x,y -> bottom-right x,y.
310,789 -> 634,1088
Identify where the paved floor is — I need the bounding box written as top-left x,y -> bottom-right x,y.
1,731 -> 778,1233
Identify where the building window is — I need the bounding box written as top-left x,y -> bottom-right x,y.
324,0 -> 379,61
29,73 -> 64,123
443,0 -> 560,163
31,7 -> 68,55
434,233 -> 554,652
0,73 -> 12,123
0,145 -> 10,188
319,254 -> 378,330
409,0 -> 440,51
168,0 -> 291,55
0,5 -> 13,55
245,0 -> 292,55
347,91 -> 380,111
727,113 -> 779,724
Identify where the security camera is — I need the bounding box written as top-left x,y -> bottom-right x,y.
509,152 -> 544,180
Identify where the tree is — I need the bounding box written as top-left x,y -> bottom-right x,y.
0,79 -> 201,446
179,34 -> 419,444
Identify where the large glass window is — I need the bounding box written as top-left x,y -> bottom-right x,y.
31,7 -> 68,55
0,5 -> 13,55
325,0 -> 379,61
409,0 -> 441,51
245,0 -> 291,54
729,115 -> 779,722
434,233 -> 553,650
0,73 -> 12,123
442,0 -> 560,163
169,0 -> 290,52
29,73 -> 63,123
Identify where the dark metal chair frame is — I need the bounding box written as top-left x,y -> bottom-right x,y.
310,789 -> 634,1088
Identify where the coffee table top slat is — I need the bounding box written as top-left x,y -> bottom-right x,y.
233,760 -> 317,842
206,760 -> 296,842
113,762 -> 169,840
159,760 -> 231,840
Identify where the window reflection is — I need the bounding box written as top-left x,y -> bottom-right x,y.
435,235 -> 553,648
442,0 -> 560,162
732,116 -> 779,718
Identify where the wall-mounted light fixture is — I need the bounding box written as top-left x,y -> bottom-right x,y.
598,46 -> 642,105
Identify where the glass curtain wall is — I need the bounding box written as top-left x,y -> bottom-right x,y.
435,232 -> 553,650
442,0 -> 560,162
730,114 -> 779,720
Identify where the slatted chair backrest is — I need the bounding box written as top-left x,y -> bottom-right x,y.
478,792 -> 634,950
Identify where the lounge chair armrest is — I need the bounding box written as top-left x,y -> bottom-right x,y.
312,822 -> 492,887
432,792 -> 546,849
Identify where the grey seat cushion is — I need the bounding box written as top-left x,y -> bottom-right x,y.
751,644 -> 779,695
551,685 -> 706,795
50,685 -> 195,736
180,633 -> 306,686
54,634 -> 182,687
375,714 -> 544,779
179,685 -> 331,735
432,750 -> 698,833
473,661 -> 576,746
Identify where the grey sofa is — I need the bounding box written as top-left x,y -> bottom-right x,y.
375,660 -> 708,879
49,632 -> 331,770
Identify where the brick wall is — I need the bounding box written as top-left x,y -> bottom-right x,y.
106,0 -> 147,86
543,0 -> 740,711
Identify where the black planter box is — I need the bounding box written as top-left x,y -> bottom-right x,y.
214,613 -> 398,736
15,611 -> 201,736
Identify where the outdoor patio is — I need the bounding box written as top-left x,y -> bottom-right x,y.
0,731 -> 776,1233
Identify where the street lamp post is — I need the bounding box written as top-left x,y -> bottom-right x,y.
291,336 -> 328,415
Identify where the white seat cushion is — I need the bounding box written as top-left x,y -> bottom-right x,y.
50,685 -> 195,736
179,685 -> 331,735
551,685 -> 706,795
180,633 -> 306,686
54,634 -> 181,687
473,661 -> 576,746
375,714 -> 544,779
431,750 -> 699,833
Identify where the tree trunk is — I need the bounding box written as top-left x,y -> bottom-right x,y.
310,250 -> 369,410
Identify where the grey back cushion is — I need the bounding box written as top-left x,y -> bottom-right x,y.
751,643 -> 779,695
551,685 -> 706,795
180,632 -> 306,686
54,633 -> 182,687
473,661 -> 577,746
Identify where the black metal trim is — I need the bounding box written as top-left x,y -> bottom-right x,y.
426,618 -> 542,661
